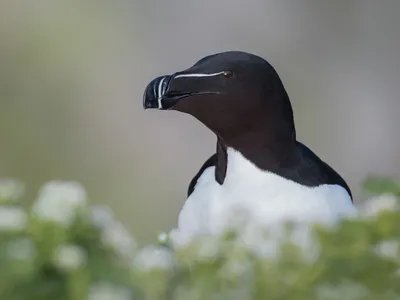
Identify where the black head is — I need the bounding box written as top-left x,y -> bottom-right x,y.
143,51 -> 296,147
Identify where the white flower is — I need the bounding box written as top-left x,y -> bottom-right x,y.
169,230 -> 220,261
7,238 -> 36,261
132,245 -> 173,271
32,181 -> 87,227
0,179 -> 24,203
315,280 -> 370,300
360,193 -> 398,218
157,232 -> 169,244
52,244 -> 87,272
236,222 -> 281,258
0,206 -> 27,231
194,235 -> 220,261
92,206 -> 137,258
90,205 -> 115,228
88,282 -> 132,300
101,221 -> 137,257
220,257 -> 252,278
374,240 -> 399,260
168,228 -> 194,249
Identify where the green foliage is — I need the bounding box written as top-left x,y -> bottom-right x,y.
0,178 -> 399,300
363,176 -> 400,198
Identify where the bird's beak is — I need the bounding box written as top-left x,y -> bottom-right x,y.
143,73 -> 219,110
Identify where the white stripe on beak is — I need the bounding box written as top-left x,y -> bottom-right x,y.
174,71 -> 225,78
157,76 -> 166,108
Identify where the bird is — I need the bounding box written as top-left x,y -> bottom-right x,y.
142,51 -> 357,246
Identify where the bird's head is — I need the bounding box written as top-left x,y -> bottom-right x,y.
143,51 -> 295,144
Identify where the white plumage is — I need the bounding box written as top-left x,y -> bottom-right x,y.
174,147 -> 358,257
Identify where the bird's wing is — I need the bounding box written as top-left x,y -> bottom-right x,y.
187,153 -> 217,198
296,141 -> 353,201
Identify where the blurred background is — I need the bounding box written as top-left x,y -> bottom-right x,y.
0,0 -> 399,244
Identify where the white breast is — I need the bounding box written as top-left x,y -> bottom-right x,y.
175,148 -> 357,255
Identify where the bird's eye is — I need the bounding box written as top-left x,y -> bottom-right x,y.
222,71 -> 234,78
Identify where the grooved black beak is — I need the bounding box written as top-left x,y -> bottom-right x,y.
143,75 -> 171,109
143,73 -> 220,110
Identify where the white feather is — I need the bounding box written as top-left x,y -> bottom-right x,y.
175,147 -> 357,257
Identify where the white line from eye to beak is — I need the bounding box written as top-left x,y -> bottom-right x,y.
157,76 -> 166,108
174,71 -> 225,78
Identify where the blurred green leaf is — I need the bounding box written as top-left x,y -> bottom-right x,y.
362,176 -> 400,197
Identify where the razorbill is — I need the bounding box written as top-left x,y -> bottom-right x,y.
143,51 -> 357,240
